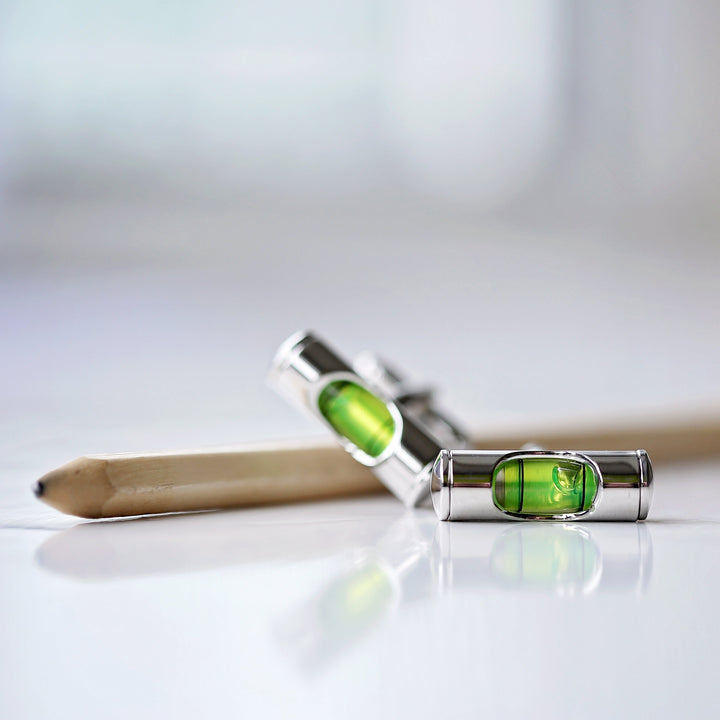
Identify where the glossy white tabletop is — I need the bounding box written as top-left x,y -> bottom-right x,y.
2,218 -> 720,719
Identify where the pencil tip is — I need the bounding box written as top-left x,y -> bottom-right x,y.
33,480 -> 45,498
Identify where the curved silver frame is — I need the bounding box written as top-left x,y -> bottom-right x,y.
489,450 -> 604,521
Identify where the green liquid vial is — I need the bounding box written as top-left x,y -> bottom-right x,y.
493,457 -> 599,516
317,381 -> 396,458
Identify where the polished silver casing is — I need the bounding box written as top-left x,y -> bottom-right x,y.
431,449 -> 653,521
268,331 -> 460,507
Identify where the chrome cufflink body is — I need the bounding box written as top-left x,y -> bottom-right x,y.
432,449 -> 652,522
269,331 -> 653,521
268,331 -> 466,507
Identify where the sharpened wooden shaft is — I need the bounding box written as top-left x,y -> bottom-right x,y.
35,439 -> 384,519
35,415 -> 720,518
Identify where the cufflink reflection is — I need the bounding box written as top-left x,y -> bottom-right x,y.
274,515 -> 436,670
433,522 -> 652,596
275,519 -> 652,669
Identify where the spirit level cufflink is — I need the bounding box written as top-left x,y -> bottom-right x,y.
268,331 -> 466,507
431,449 -> 653,521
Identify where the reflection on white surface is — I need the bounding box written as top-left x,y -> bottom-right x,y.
34,503 -> 652,596
273,515 -> 652,672
274,513 -> 436,671
33,499 -> 653,678
434,522 -> 653,596
34,506 -> 394,580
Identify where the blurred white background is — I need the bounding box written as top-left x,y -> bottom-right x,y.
1,1 -> 719,464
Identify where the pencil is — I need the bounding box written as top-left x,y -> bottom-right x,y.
34,439 -> 382,519
34,414 -> 720,519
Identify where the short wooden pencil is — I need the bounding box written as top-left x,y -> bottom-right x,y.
34,413 -> 720,519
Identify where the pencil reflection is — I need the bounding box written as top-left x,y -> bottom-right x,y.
275,519 -> 653,669
34,505 -> 393,580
